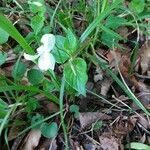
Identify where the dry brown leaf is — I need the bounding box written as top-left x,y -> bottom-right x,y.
106,50 -> 122,68
119,55 -> 139,89
140,133 -> 146,143
140,41 -> 150,74
94,63 -> 113,96
8,125 -> 22,141
37,138 -> 57,150
8,114 -> 26,141
42,101 -> 59,113
79,112 -> 111,129
11,135 -> 25,150
100,77 -> 112,96
132,82 -> 150,110
116,27 -> 128,39
99,133 -> 121,150
112,116 -> 137,139
132,114 -> 150,129
94,66 -> 104,82
22,129 -> 41,150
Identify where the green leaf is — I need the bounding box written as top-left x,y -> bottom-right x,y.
27,69 -> 44,85
101,15 -> 126,47
0,98 -> 8,109
69,104 -> 79,118
125,142 -> 150,150
31,15 -> 44,35
28,0 -> 46,15
64,29 -> 78,55
0,51 -> 7,66
57,10 -> 73,29
41,122 -> 58,138
101,31 -> 119,48
64,58 -> 88,96
105,15 -> 127,30
25,98 -> 39,113
31,114 -> 44,129
93,121 -> 103,130
0,97 -> 8,118
43,80 -> 55,92
0,27 -> 9,44
52,35 -> 69,63
129,0 -> 145,14
0,13 -> 33,54
65,82 -> 77,95
0,109 -> 8,118
12,61 -> 27,80
0,84 -> 59,104
100,25 -> 124,48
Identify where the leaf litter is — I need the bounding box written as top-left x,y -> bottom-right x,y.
0,1 -> 150,150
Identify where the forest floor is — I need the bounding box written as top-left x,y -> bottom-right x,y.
0,0 -> 150,150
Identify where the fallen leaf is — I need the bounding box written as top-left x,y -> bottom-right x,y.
132,82 -> 150,110
22,129 -> 41,150
37,138 -> 57,150
79,112 -> 111,129
132,114 -> 150,129
140,41 -> 150,74
42,100 -> 59,113
100,77 -> 113,96
99,133 -> 122,150
116,26 -> 128,39
112,116 -> 137,139
94,64 -> 113,96
11,135 -> 25,150
140,133 -> 146,143
106,50 -> 122,68
94,66 -> 104,82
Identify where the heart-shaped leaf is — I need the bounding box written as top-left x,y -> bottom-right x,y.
52,35 -> 69,63
41,122 -> 58,138
27,69 -> 44,85
64,58 -> 88,96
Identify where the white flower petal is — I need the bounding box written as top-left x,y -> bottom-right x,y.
36,45 -> 44,55
38,52 -> 55,71
32,2 -> 42,7
24,53 -> 39,61
41,34 -> 55,52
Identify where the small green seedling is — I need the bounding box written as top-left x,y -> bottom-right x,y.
41,122 -> 58,138
69,104 -> 79,118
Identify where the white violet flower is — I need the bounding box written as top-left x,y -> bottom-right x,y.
24,34 -> 56,71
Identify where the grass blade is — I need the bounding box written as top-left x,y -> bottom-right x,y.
59,75 -> 68,149
0,13 -> 34,54
89,54 -> 150,116
80,0 -> 123,43
0,85 -> 59,104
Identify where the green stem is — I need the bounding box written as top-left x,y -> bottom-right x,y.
50,0 -> 62,29
59,75 -> 68,149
